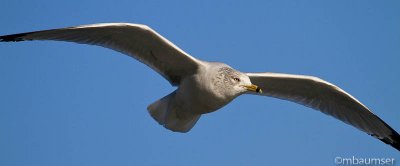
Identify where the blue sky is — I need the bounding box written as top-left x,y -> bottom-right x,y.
0,0 -> 399,165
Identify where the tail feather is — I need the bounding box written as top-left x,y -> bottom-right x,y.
147,91 -> 201,133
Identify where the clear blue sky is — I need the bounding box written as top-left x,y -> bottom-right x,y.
0,0 -> 399,165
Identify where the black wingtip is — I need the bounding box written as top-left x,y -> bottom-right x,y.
0,32 -> 33,42
377,133 -> 400,151
393,141 -> 400,151
391,134 -> 400,151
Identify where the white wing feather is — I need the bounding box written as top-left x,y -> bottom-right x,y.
246,72 -> 400,151
0,23 -> 202,85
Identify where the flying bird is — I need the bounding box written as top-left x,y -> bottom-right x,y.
1,23 -> 399,151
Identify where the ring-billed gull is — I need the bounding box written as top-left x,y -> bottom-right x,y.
1,23 -> 399,151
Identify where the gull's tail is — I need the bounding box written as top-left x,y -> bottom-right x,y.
147,91 -> 201,133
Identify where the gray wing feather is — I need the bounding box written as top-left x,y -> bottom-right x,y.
246,72 -> 400,151
0,23 -> 201,85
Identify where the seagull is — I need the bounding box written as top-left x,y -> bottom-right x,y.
1,23 -> 399,151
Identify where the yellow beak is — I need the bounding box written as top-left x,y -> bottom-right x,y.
242,84 -> 262,93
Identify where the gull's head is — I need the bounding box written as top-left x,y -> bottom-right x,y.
231,73 -> 262,94
213,66 -> 262,98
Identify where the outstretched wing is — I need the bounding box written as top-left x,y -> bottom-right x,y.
0,23 -> 202,85
246,72 -> 400,151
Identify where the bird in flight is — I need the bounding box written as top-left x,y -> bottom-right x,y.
1,23 -> 399,151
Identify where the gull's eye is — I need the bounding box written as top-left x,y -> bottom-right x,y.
233,77 -> 240,82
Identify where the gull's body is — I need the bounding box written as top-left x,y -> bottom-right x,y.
0,23 -> 399,151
